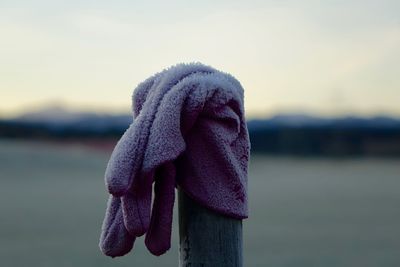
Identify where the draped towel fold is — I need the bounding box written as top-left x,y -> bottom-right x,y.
99,63 -> 250,257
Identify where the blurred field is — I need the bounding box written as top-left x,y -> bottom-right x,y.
1,139 -> 400,267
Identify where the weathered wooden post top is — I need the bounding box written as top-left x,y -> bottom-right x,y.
99,63 -> 250,266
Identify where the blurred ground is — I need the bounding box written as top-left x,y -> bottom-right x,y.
0,139 -> 399,267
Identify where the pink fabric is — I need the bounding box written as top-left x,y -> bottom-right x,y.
99,63 -> 250,257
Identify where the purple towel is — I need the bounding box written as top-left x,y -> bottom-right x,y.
99,63 -> 250,257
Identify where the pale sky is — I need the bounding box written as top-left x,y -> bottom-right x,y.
1,0 -> 399,118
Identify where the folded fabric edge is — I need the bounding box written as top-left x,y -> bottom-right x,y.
177,186 -> 248,220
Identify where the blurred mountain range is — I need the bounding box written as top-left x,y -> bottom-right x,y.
5,106 -> 400,129
1,107 -> 400,156
248,114 -> 400,129
11,106 -> 132,131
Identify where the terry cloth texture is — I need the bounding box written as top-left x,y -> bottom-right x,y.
99,63 -> 250,257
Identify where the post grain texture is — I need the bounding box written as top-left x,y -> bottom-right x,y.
178,189 -> 243,267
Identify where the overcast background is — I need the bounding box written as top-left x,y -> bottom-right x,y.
1,0 -> 399,118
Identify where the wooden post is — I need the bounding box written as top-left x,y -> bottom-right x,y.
178,188 -> 243,267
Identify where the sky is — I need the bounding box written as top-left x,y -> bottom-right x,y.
1,0 -> 399,118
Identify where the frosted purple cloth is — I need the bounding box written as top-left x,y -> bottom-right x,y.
99,63 -> 250,257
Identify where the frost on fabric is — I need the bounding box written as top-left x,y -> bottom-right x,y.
100,62 -> 250,257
